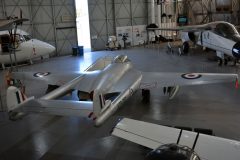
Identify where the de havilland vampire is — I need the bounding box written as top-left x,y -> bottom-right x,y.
148,21 -> 240,66
7,55 -> 238,126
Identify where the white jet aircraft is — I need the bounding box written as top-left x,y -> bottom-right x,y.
6,55 -> 238,126
0,20 -> 56,69
148,21 -> 240,66
112,118 -> 240,160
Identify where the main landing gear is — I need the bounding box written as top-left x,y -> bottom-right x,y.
218,58 -> 238,66
218,58 -> 228,66
182,42 -> 189,55
163,86 -> 180,99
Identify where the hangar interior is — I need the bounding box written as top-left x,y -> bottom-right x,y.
0,0 -> 240,159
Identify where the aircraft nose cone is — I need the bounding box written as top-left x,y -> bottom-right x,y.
47,44 -> 56,54
33,39 -> 56,55
232,42 -> 240,58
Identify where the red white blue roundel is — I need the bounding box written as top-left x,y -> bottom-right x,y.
33,72 -> 50,77
181,73 -> 202,79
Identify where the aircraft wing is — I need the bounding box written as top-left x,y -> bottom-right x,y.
147,24 -> 210,32
140,72 -> 238,89
11,71 -> 100,92
112,118 -> 240,160
0,18 -> 28,31
11,97 -> 93,117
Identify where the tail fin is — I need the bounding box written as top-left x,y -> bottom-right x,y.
7,86 -> 26,111
7,86 -> 32,120
92,90 -> 111,119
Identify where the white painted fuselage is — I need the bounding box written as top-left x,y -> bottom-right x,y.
180,21 -> 240,60
0,29 -> 55,68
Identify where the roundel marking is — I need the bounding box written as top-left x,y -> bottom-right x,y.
181,73 -> 202,79
33,72 -> 50,77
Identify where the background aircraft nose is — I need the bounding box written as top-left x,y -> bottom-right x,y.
47,44 -> 56,54
232,42 -> 240,58
33,39 -> 56,55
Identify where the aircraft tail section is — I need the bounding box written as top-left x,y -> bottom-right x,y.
92,89 -> 111,120
7,86 -> 27,111
7,86 -> 94,120
7,86 -> 34,120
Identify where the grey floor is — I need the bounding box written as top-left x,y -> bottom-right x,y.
0,44 -> 240,160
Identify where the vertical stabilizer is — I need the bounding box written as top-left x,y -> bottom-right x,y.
7,86 -> 25,111
92,89 -> 111,119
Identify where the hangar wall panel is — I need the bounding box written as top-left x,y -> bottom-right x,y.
0,0 -> 77,56
0,0 -> 77,112
89,0 -> 148,51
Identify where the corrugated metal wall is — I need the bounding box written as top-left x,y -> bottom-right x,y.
0,0 -> 77,112
0,0 -> 239,52
88,0 -> 148,51
0,0 -> 77,56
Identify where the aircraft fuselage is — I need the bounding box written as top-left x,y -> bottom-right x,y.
181,21 -> 240,61
89,60 -> 142,126
0,29 -> 55,68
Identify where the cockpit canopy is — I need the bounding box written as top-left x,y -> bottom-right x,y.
145,144 -> 200,160
113,55 -> 130,63
212,22 -> 239,38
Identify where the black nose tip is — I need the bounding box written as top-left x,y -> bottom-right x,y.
232,42 -> 240,58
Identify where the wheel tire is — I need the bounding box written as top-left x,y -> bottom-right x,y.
182,42 -> 189,54
218,59 -> 223,66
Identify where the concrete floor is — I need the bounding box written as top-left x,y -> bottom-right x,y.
0,45 -> 240,160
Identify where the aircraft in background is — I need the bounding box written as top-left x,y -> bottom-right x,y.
112,118 -> 240,160
0,19 -> 55,69
148,21 -> 240,66
6,55 -> 238,126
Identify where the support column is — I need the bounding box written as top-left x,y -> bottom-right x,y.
130,0 -> 133,26
1,0 -> 6,17
156,2 -> 161,36
157,3 -> 161,26
51,0 -> 58,56
151,0 -> 155,23
27,0 -> 34,37
104,0 -> 109,38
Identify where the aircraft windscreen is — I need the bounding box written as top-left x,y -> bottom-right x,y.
214,23 -> 239,37
23,35 -> 32,41
145,144 -> 201,160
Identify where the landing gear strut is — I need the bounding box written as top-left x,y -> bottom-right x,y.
224,59 -> 228,66
182,42 -> 189,54
218,58 -> 223,66
163,86 -> 180,99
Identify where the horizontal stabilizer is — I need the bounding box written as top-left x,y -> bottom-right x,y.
112,118 -> 240,160
12,99 -> 93,117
